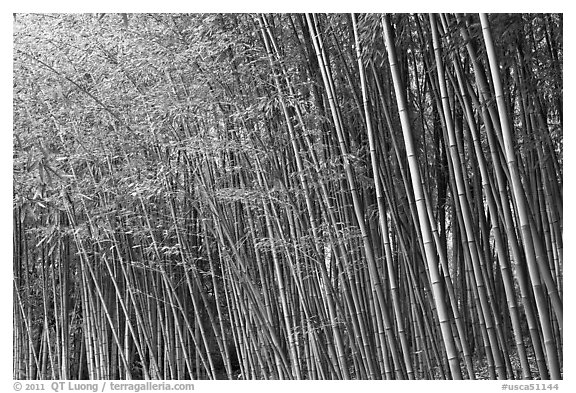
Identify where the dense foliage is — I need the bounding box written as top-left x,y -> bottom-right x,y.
13,13 -> 562,380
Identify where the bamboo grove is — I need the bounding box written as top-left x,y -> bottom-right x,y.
13,13 -> 562,380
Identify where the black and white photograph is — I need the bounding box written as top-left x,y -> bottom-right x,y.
11,8 -> 567,390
